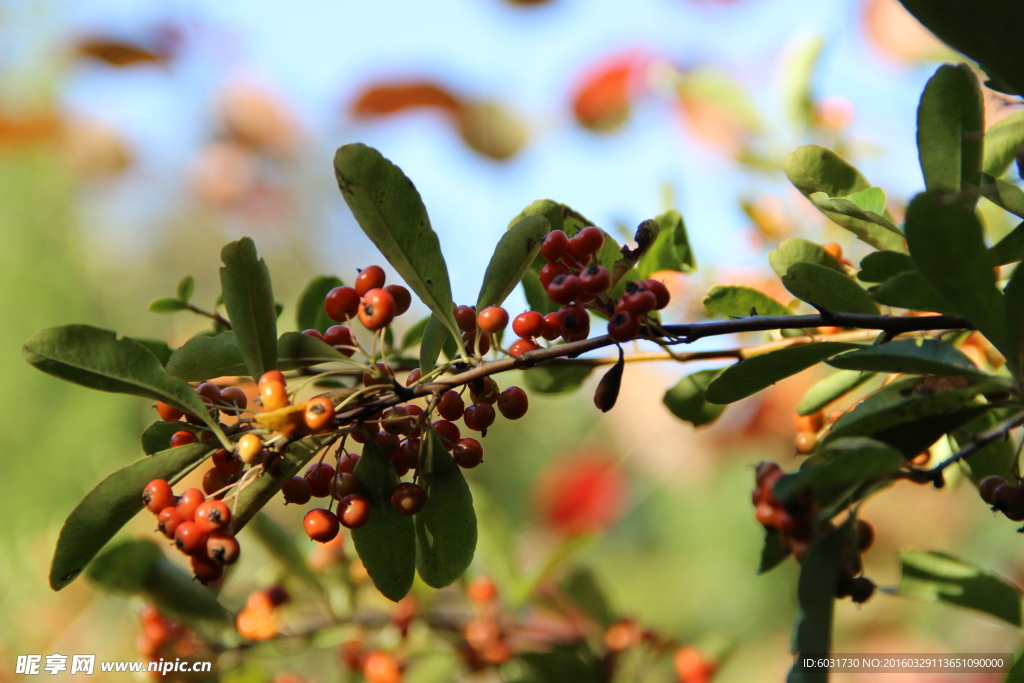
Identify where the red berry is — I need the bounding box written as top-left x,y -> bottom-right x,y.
464,330 -> 491,355
194,499 -> 232,533
454,305 -> 477,332
542,312 -> 562,341
358,288 -> 396,331
325,286 -> 360,322
395,438 -> 421,470
470,377 -> 499,405
339,494 -> 371,529
220,386 -> 248,411
477,306 -> 509,334
156,401 -> 184,422
509,338 -> 541,356
569,226 -> 605,258
177,488 -> 206,522
390,482 -> 426,516
196,382 -> 222,404
331,472 -> 361,500
579,265 -> 610,293
432,420 -> 461,449
282,476 -> 312,505
559,304 -> 590,340
382,406 -> 411,435
463,404 -> 496,432
607,311 -> 641,342
302,328 -> 324,340
437,391 -> 465,421
540,229 -> 569,261
355,265 -> 386,296
202,467 -> 236,497
620,284 -> 657,315
174,521 -> 208,556
170,430 -> 198,448
304,508 -> 341,543
468,576 -> 498,603
190,554 -> 224,585
306,463 -> 336,498
304,396 -> 336,432
258,370 -> 287,388
497,386 -> 528,420
385,284 -> 411,316
143,479 -> 174,514
641,279 -> 671,309
157,506 -> 184,539
363,362 -> 395,388
546,274 -> 581,305
324,325 -> 356,356
337,452 -> 361,474
206,532 -> 240,565
453,438 -> 484,468
539,261 -> 568,289
512,311 -> 545,339
374,432 -> 400,457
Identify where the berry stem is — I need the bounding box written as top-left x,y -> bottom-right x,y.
186,302 -> 232,330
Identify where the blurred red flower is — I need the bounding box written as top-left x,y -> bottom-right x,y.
535,452 -> 627,536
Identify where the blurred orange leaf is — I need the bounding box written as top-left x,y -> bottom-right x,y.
0,110 -> 62,145
352,82 -> 463,117
75,38 -> 168,67
572,53 -> 649,132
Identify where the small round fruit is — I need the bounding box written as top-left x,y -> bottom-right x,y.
823,242 -> 843,261
194,499 -> 232,533
477,306 -> 509,334
212,448 -> 242,476
470,377 -> 499,405
170,430 -> 199,448
395,438 -> 420,470
177,488 -> 206,522
304,397 -> 336,432
432,419 -> 461,449
304,508 -> 341,543
641,279 -> 671,309
454,305 -> 477,332
324,325 -> 356,356
463,330 -> 490,355
856,520 -> 875,553
384,284 -> 411,315
453,438 -> 484,468
363,362 -> 395,388
509,338 -> 541,356
794,411 -> 824,433
237,433 -> 264,464
568,226 -> 604,258
795,431 -> 818,454
382,406 -> 410,435
849,576 -> 875,604
437,391 -> 465,421
463,404 -> 495,432
979,475 -> 1005,505
358,288 -> 396,331
540,229 -> 569,261
559,304 -> 589,339
994,484 -> 1024,520
282,476 -> 312,505
390,482 -> 426,516
157,506 -> 184,539
143,479 -> 175,514
355,265 -> 386,296
331,472 -> 360,500
539,261 -> 569,289
337,452 -> 361,474
220,386 -> 248,411
512,311 -> 545,339
607,311 -> 641,342
325,286 -> 360,322
174,521 -> 209,556
405,368 -> 422,386
339,494 -> 371,529
374,432 -> 400,457
196,382 -> 222,403
156,401 -> 184,422
362,651 -> 401,683
190,554 -> 224,585
546,274 -> 581,305
258,370 -> 287,389
542,312 -> 562,341
302,328 -> 324,340
206,532 -> 240,565
579,265 -> 610,293
620,287 -> 657,316
497,386 -> 528,420
260,380 -> 290,411
202,467 -> 236,497
467,576 -> 498,603
306,463 -> 336,498
755,462 -> 782,488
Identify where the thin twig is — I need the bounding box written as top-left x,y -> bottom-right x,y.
187,303 -> 232,329
926,410 -> 1024,479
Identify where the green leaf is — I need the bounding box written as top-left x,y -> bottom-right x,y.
295,275 -> 343,334
1005,260 -> 1024,367
521,268 -> 557,316
419,314 -> 451,377
782,263 -> 879,315
703,285 -> 789,318
415,429 -> 477,588
898,550 -> 1023,627
869,271 -> 960,314
608,219 -> 660,292
638,208 -> 695,277
85,537 -> 163,593
797,370 -> 874,416
705,342 -> 863,405
952,411 -> 1017,486
334,143 -> 460,344
916,63 -> 985,193
758,528 -> 790,574
807,192 -> 906,252
827,339 -> 987,377
245,512 -> 323,590
983,174 -> 1024,220
219,237 -> 278,380
147,297 -> 188,313
401,315 -> 431,351
984,111 -> 1024,177
844,186 -> 887,214
477,214 -> 550,310
663,369 -> 727,427
176,275 -> 195,302
508,199 -> 594,240
128,337 -> 174,366
1007,650 -> 1024,683
140,421 -> 203,455
560,568 -> 615,629
991,221 -> 1024,266
524,362 -> 594,394
49,441 -> 213,590
351,432 -> 416,602
857,251 -> 916,283
782,34 -> 824,131
517,646 -> 605,683
23,325 -> 227,444
785,145 -> 871,198
774,437 -> 905,505
275,331 -> 360,368
769,238 -> 845,279
905,192 -> 1011,363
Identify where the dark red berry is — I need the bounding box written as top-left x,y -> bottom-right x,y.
546,274 -> 581,305
374,432 -> 400,457
542,312 -> 562,341
202,467 -> 236,497
497,386 -> 528,420
641,279 -> 671,309
432,420 -> 461,449
355,265 -> 386,296
579,265 -> 610,293
190,554 -> 224,585
607,311 -> 641,342
304,508 -> 341,543
306,463 -> 337,498
559,304 -> 590,340
325,286 -> 360,322
331,472 -> 360,500
463,330 -> 491,355
302,328 -> 324,340
512,311 -> 545,339
390,482 -> 426,516
170,430 -> 199,448
569,226 -> 604,258
206,532 -> 240,565
453,438 -> 484,468
620,285 -> 657,316
363,362 -> 395,388
539,261 -> 568,289
396,438 -> 421,470
337,452 -> 361,474
324,325 -> 356,356
282,476 -> 312,505
540,229 -> 569,261
463,404 -> 496,432
338,494 -> 371,529
437,391 -> 465,421
385,284 -> 411,316
454,305 -> 477,332
143,479 -> 174,514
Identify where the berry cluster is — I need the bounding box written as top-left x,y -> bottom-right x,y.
135,604 -> 206,664
321,265 -> 412,332
235,585 -> 290,641
979,475 -> 1024,522
752,462 -> 875,603
460,576 -> 512,669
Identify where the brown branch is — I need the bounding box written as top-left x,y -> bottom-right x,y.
187,303 -> 232,329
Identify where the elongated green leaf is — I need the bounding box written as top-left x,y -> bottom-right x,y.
983,174 -> 1024,220
560,568 -> 615,629
1005,260 -> 1024,367
857,251 -> 916,283
952,411 -> 1017,486
797,370 -> 874,416
782,263 -> 879,315
128,337 -> 174,366
905,192 -> 1011,362
827,339 -> 987,377
759,529 -> 790,574
844,186 -> 887,214
477,214 -> 550,310
49,442 -> 214,590
638,209 -> 695,277
917,63 -> 984,193
524,362 -> 594,394
898,550 -> 1023,627
420,314 -> 451,376
23,325 -> 227,444
769,238 -> 845,278
148,297 -> 188,313
808,192 -> 906,252
401,315 -> 430,351
991,221 -> 1024,266
276,331 -> 361,368
869,271 -> 960,314
984,111 -> 1024,177
663,369 -> 726,427
705,342 -> 863,405
334,143 -> 460,343
522,268 -> 558,315
176,275 -> 194,302
141,421 -> 203,455
245,512 -> 322,590
415,429 -> 477,588
352,433 -> 416,602
1008,650 -> 1024,683
296,275 -> 343,334
774,437 -> 904,504
785,145 -> 870,198
703,285 -> 789,318
220,237 -> 278,380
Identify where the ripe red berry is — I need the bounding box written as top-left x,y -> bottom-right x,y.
282,476 -> 312,505
381,406 -> 410,435
304,508 -> 341,543
196,382 -> 222,404
453,438 -> 484,468
395,438 -> 421,470
463,404 -> 496,432
542,312 -> 562,341
156,401 -> 184,422
177,488 -> 206,522
194,499 -> 232,533
324,325 -> 356,356
220,386 -> 248,411
641,279 -> 671,309
620,285 -> 657,316
374,432 -> 400,457
202,467 -> 236,497
332,472 -> 361,500
325,286 -> 360,322
454,305 -> 477,332
468,576 -> 497,603
170,430 -> 199,448
258,370 -> 287,389
470,377 -> 499,405
306,463 -> 336,498
979,476 -> 1005,505
190,554 -> 224,585
302,328 -> 324,340
157,506 -> 184,539
206,532 -> 240,565
355,265 -> 386,296
509,338 -> 541,356
337,452 -> 361,474
512,311 -> 545,339
579,265 -> 610,293
463,330 -> 491,355
541,229 -> 569,261
497,386 -> 528,420
539,261 -> 568,289
559,304 -> 590,340
385,284 -> 411,316
477,306 -> 509,334
143,479 -> 175,514
358,288 -> 396,330
339,494 -> 371,529
569,226 -> 605,258
174,521 -> 208,556
546,274 -> 581,305
432,420 -> 461,449
607,311 -> 641,342
390,482 -> 426,516
437,391 -> 465,421
363,362 -> 395,388
304,397 -> 336,432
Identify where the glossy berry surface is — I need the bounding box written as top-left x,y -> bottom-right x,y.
304,508 -> 341,543
156,401 -> 184,422
190,555 -> 224,585
206,532 -> 241,565
339,494 -> 371,529
324,325 -> 355,355
304,397 -> 336,432
463,403 -> 496,432
453,438 -> 484,468
385,284 -> 411,315
355,265 -> 386,295
437,391 -> 465,421
540,229 -> 569,261
546,274 -> 581,305
176,488 -> 206,522
579,265 -> 610,293
509,338 -> 540,356
306,463 -> 336,498
324,286 -> 360,322
512,311 -> 545,339
143,479 -> 174,514
282,476 -> 313,505
358,288 -> 396,330
454,305 -> 477,332
390,482 -> 426,516
497,386 -> 529,420
174,521 -> 208,556
170,430 -> 198,448
477,306 -> 509,334
194,499 -> 232,533
432,420 -> 461,449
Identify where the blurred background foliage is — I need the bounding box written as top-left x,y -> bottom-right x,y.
2,0 -> 1023,681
